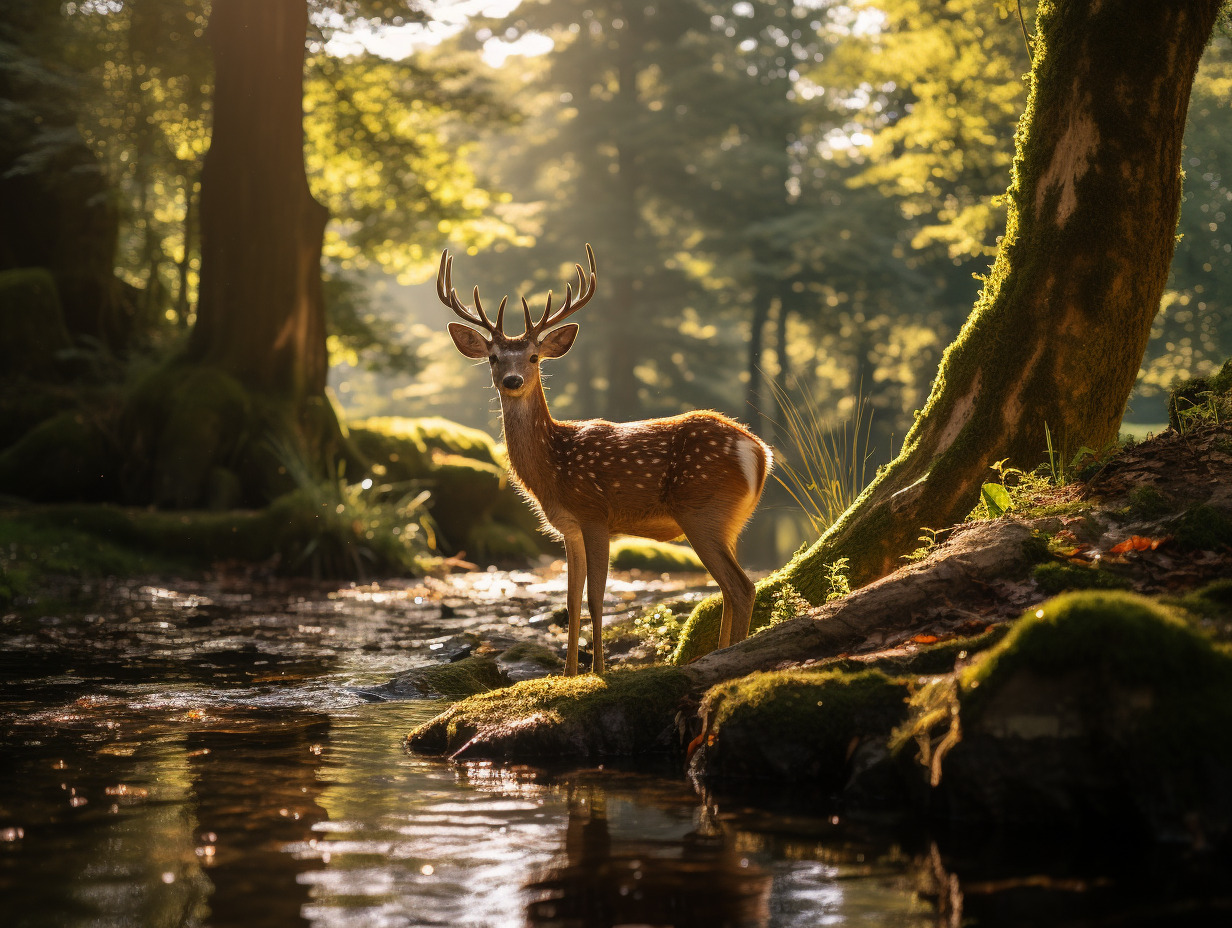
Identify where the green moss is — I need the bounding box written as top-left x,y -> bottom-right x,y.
1021,530 -> 1052,563
961,592 -> 1232,725
426,454 -> 507,553
401,656 -> 508,698
0,514 -> 181,607
348,423 -> 432,481
1123,485 -> 1173,521
609,537 -> 704,572
942,591 -> 1232,827
463,516 -> 542,561
407,665 -> 692,757
0,268 -> 72,379
0,383 -> 77,451
0,410 -> 116,502
1209,357 -> 1232,396
1168,578 -> 1232,619
499,641 -> 563,670
1165,579 -> 1232,644
1032,561 -> 1131,595
1171,504 -> 1232,552
354,416 -> 499,467
700,668 -> 909,784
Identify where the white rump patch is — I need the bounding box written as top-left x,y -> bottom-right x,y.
736,437 -> 762,496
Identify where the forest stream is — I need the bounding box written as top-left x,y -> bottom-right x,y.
0,568 -> 1224,928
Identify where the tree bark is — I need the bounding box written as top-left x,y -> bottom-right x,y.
188,0 -> 329,401
676,0 -> 1223,661
744,276 -> 773,437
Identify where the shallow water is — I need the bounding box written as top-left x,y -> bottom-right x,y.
0,569 -> 1226,926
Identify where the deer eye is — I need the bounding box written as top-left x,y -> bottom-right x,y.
488,355 -> 496,364
529,354 -> 539,364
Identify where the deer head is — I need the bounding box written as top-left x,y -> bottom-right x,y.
440,246 -> 598,399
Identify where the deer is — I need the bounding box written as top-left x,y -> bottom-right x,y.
438,245 -> 772,676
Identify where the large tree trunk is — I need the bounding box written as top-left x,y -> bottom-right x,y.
676,0 -> 1223,661
119,0 -> 346,510
188,0 -> 329,400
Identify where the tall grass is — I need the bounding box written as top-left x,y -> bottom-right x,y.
267,435 -> 437,579
766,376 -> 880,536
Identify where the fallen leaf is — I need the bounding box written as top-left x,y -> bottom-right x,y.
1109,535 -> 1169,554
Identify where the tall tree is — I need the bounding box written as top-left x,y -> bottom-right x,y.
678,0 -> 1226,659
186,0 -> 329,399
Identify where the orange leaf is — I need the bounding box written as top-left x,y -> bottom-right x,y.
1110,535 -> 1167,554
911,634 -> 940,644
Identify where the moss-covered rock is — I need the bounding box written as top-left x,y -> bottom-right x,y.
694,668 -> 909,789
1120,484 -> 1174,521
1171,504 -> 1232,553
0,410 -> 116,501
609,537 -> 704,572
349,421 -> 432,480
425,453 -> 507,552
497,641 -> 564,681
1032,560 -> 1130,594
353,416 -> 499,468
407,666 -> 692,760
936,591 -> 1232,840
463,515 -> 543,562
378,656 -> 509,698
121,363 -> 265,508
0,268 -> 73,379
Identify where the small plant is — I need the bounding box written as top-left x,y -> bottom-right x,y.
1044,421 -> 1065,487
768,582 -> 811,627
824,557 -> 852,602
630,603 -> 686,659
768,377 -> 878,535
968,457 -> 1051,521
267,436 -> 436,579
902,527 -> 943,563
1173,391 -> 1221,434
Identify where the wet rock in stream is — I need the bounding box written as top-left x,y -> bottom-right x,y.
359,640 -> 563,699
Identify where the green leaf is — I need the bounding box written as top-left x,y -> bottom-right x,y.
981,482 -> 1013,517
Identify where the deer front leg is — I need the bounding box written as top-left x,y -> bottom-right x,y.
563,532 -> 587,676
580,523 -> 610,675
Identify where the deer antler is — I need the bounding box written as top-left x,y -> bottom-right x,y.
436,250 -> 508,337
526,244 -> 597,339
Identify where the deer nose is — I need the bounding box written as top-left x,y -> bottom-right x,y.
502,374 -> 524,391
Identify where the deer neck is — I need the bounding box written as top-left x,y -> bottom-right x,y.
499,384 -> 559,495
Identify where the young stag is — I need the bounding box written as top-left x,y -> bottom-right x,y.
439,246 -> 771,675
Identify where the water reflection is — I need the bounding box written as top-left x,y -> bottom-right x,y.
13,574 -> 1223,926
525,787 -> 772,927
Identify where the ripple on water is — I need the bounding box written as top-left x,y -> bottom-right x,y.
1,571 -> 941,928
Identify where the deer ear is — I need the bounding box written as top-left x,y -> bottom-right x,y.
448,323 -> 490,359
538,323 -> 578,359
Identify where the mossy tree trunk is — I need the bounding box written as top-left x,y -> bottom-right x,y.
131,0 -> 347,508
188,0 -> 329,401
677,0 -> 1223,661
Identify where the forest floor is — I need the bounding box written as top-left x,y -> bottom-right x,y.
406,415 -> 1232,847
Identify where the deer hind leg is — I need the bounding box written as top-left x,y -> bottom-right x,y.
580,523 -> 610,675
682,520 -> 755,650
562,532 -> 587,676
